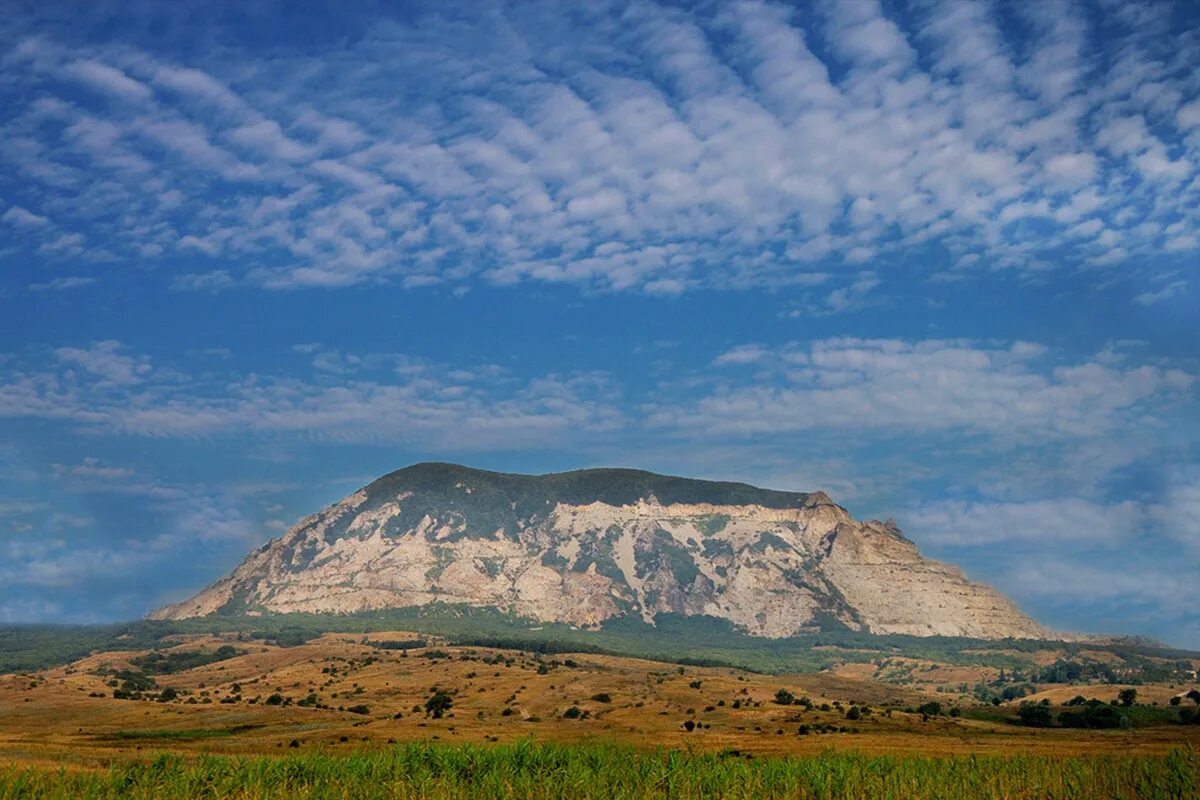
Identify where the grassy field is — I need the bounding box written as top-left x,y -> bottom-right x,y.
1,741 -> 1197,799
1,628 -> 1197,798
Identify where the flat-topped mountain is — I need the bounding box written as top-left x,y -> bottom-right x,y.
151,463 -> 1046,639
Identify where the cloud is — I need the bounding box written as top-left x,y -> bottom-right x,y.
654,338 -> 1193,440
2,342 -> 623,450
0,1 -> 1194,296
62,59 -> 153,103
52,457 -> 133,480
29,276 -> 97,291
1006,559 -> 1193,613
172,270 -> 235,291
902,497 -> 1146,547
712,344 -> 771,366
1156,466 -> 1200,554
1133,279 -> 1187,306
2,206 -> 49,227
53,340 -> 150,385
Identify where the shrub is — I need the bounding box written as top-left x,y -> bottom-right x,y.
1118,689 -> 1138,707
845,706 -> 861,721
562,706 -> 582,719
1018,702 -> 1052,727
1059,703 -> 1122,729
774,689 -> 795,705
917,701 -> 942,717
346,705 -> 370,715
590,693 -> 612,703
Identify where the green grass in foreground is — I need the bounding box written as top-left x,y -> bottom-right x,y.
1,742 -> 1197,800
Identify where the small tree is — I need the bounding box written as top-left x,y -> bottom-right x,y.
845,706 -> 861,721
774,688 -> 795,705
425,690 -> 453,719
1118,688 -> 1138,707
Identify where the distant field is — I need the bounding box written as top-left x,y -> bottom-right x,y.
1,742 -> 1197,800
3,605 -> 1199,677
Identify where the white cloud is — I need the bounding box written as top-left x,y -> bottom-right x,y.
902,497 -> 1145,546
63,59 -> 153,103
652,338 -> 1193,440
1133,279 -> 1187,306
2,342 -> 624,450
1156,466 -> 1200,554
2,206 -> 49,227
1044,152 -> 1098,185
713,344 -> 771,366
29,276 -> 97,291
0,2 -> 1194,295
53,340 -> 150,385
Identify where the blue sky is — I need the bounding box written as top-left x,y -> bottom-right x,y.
1,0 -> 1198,646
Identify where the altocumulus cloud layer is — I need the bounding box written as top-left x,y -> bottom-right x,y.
2,0 -> 1199,294
0,0 -> 1197,646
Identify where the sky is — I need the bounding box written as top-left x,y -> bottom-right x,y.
1,0 -> 1197,647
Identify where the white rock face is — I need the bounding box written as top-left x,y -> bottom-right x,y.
150,464 -> 1046,639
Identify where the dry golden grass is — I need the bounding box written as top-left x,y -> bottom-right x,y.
1,631 -> 1197,772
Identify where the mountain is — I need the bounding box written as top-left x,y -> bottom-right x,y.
151,463 -> 1047,639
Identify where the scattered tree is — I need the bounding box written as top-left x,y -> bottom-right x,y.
425,690 -> 453,719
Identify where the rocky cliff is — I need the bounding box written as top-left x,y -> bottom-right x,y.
151,463 -> 1046,639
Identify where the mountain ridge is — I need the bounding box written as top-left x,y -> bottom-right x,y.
151,463 -> 1048,640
